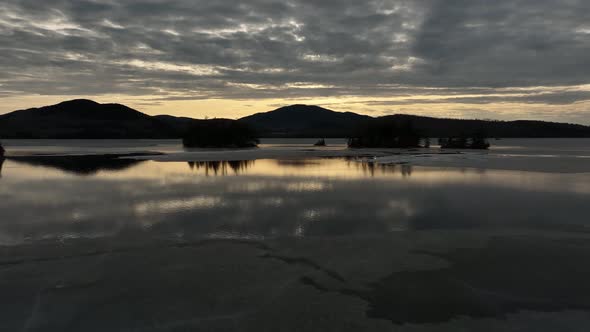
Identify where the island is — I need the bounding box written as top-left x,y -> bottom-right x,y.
347,120 -> 427,148
439,134 -> 491,150
314,139 -> 327,147
182,119 -> 259,148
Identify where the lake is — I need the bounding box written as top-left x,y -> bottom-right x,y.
2,155 -> 590,246
1,139 -> 590,331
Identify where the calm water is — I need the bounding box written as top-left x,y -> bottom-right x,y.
1,148 -> 590,245
3,140 -> 590,331
3,138 -> 590,154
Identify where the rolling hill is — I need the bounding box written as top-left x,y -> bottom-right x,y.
239,105 -> 590,138
374,114 -> 590,139
240,104 -> 371,137
0,99 -> 176,138
2,100 -> 590,139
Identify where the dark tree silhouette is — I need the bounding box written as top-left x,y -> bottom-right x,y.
470,131 -> 491,149
348,119 -> 425,148
314,138 -> 327,146
439,131 -> 490,149
183,119 -> 259,148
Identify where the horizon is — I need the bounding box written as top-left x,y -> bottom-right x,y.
3,98 -> 590,126
2,1 -> 590,124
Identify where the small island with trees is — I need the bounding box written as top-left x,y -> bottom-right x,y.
347,119 -> 428,148
439,135 -> 490,149
182,119 -> 259,148
347,119 -> 490,149
314,139 -> 327,147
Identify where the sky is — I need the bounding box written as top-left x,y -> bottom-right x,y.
1,0 -> 590,123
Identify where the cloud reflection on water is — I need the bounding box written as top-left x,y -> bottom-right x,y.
1,158 -> 590,245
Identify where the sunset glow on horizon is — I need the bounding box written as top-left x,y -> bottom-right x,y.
2,0 -> 590,123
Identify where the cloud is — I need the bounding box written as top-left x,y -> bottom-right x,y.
1,0 -> 590,120
412,0 -> 590,86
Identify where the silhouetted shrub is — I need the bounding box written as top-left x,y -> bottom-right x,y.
439,132 -> 490,149
470,136 -> 491,149
182,119 -> 259,148
314,139 -> 326,146
348,119 -> 424,148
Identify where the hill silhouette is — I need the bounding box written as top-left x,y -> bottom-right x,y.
0,99 -> 176,138
240,107 -> 590,138
376,114 -> 590,139
240,104 -> 371,137
153,114 -> 197,135
1,100 -> 590,139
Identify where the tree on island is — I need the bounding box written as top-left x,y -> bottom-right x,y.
439,131 -> 490,149
182,119 -> 259,148
348,119 -> 426,148
314,138 -> 327,146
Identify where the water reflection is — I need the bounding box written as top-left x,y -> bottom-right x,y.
7,155 -> 145,175
183,158 -> 419,179
188,160 -> 254,176
1,157 -> 590,245
135,196 -> 224,223
184,159 -> 416,178
275,159 -> 323,168
352,160 -> 414,177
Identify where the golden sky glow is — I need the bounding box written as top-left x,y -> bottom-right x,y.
2,0 -> 590,124
2,93 -> 590,125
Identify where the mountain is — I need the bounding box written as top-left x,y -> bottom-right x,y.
375,114 -> 590,138
2,100 -> 590,139
0,99 -> 177,138
240,105 -> 590,138
240,104 -> 371,137
153,114 -> 197,135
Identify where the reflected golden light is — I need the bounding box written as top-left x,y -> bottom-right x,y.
134,196 -> 224,216
4,158 -> 590,195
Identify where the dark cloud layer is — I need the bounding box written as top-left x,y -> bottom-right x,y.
1,0 -> 590,107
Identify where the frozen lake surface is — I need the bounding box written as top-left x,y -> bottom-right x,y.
1,138 -> 590,331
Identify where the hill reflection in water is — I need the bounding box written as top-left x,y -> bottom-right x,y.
1,156 -> 590,245
7,154 -> 146,175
